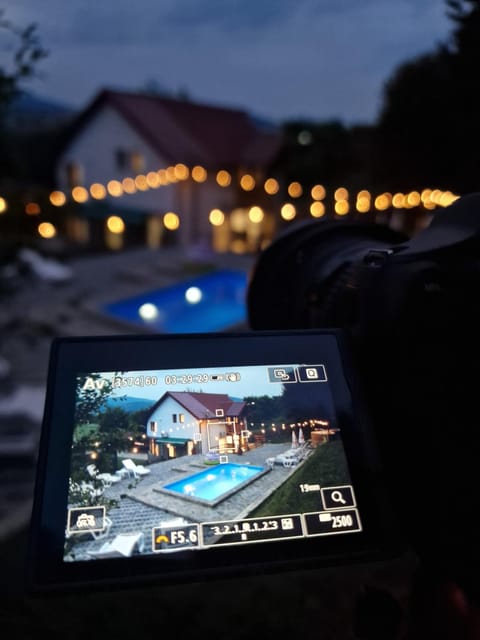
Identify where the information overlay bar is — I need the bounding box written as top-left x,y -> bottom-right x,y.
202,515 -> 304,547
304,509 -> 362,536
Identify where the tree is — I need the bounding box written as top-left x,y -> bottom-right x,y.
280,381 -> 336,441
0,10 -> 48,183
97,407 -> 132,472
74,374 -> 123,425
373,0 -> 480,194
373,49 -> 457,191
0,9 -> 48,124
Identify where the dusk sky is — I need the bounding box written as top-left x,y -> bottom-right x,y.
4,1 -> 452,125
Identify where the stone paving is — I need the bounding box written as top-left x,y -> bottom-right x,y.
66,443 -> 307,559
0,246 -> 255,542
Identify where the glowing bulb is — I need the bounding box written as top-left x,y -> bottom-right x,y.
49,191 -> 66,206
185,286 -> 202,304
138,303 -> 159,320
106,216 -> 125,233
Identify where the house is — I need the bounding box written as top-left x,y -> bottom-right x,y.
145,391 -> 248,460
54,89 -> 283,253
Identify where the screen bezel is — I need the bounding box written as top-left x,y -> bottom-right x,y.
27,329 -> 404,593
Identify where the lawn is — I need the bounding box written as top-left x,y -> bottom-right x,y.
250,439 -> 351,517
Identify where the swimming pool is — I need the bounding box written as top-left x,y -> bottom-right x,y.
101,269 -> 248,333
160,463 -> 267,506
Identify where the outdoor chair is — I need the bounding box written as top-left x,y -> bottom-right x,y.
265,457 -> 275,469
87,531 -> 145,558
86,464 -> 122,487
273,448 -> 303,468
122,458 -> 151,478
90,515 -> 113,540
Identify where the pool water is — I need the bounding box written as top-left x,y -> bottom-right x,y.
163,463 -> 265,504
102,269 -> 248,333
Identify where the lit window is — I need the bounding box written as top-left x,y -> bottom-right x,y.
66,162 -> 84,189
131,153 -> 145,173
116,149 -> 145,173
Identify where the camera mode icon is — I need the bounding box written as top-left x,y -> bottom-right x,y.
297,365 -> 327,382
268,366 -> 297,383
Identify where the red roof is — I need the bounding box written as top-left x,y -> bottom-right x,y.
62,89 -> 282,169
148,391 -> 246,420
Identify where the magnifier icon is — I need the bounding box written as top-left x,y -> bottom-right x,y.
331,490 -> 346,505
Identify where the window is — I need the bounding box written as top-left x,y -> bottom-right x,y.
179,413 -> 185,423
172,414 -> 177,423
66,162 -> 84,188
131,152 -> 145,173
150,421 -> 157,434
115,149 -> 145,173
215,409 -> 224,417
115,149 -> 128,170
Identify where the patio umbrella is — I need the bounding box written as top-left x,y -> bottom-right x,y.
291,429 -> 298,448
298,427 -> 305,445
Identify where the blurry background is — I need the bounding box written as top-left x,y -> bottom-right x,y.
1,2 -> 479,637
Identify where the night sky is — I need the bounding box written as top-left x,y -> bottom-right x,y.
4,1 -> 451,124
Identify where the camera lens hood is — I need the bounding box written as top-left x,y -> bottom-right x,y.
247,219 -> 407,330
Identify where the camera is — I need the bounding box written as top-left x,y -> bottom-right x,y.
247,192 -> 480,598
28,329 -> 402,593
28,193 -> 480,596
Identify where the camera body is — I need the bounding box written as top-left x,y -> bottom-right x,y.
247,192 -> 480,597
27,193 -> 480,596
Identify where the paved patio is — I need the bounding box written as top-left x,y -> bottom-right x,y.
0,245 -> 255,541
65,443 -> 308,560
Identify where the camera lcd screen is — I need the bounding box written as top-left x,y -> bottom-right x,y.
27,329 -> 402,593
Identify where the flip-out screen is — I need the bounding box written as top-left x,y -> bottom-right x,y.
27,330 -> 402,592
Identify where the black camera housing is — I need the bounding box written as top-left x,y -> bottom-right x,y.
247,192 -> 480,599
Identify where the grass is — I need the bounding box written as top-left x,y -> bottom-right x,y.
250,439 -> 351,517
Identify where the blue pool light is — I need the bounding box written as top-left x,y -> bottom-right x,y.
101,269 -> 248,333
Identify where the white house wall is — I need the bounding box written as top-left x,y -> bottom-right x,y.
147,395 -> 232,453
55,104 -> 241,248
147,396 -> 198,440
55,104 -> 177,212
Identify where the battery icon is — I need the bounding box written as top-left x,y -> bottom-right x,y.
210,374 -> 224,381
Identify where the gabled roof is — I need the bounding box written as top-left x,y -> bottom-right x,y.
147,391 -> 246,421
60,88 -> 282,168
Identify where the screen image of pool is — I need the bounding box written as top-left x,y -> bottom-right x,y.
101,269 -> 248,333
161,463 -> 267,506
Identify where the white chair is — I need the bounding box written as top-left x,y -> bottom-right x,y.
97,472 -> 122,487
87,464 -> 121,487
265,457 -> 275,469
122,458 -> 151,478
91,515 -> 113,540
88,532 -> 145,558
273,450 -> 301,468
158,517 -> 187,528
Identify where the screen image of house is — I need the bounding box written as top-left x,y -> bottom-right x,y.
146,391 -> 247,459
